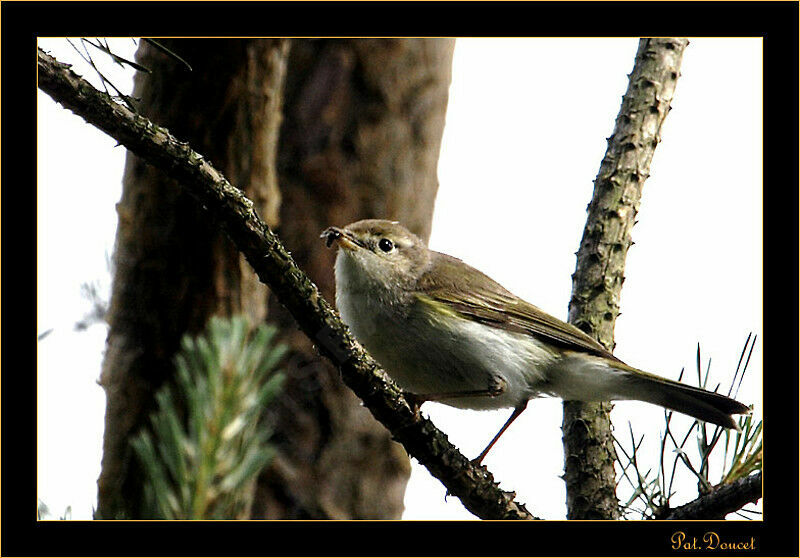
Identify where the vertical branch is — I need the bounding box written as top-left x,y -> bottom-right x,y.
562,38 -> 689,519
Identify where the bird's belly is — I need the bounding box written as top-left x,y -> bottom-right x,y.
337,291 -> 556,410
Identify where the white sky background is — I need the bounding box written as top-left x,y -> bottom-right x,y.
37,38 -> 762,520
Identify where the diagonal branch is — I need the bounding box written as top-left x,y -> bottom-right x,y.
37,47 -> 536,520
663,472 -> 762,520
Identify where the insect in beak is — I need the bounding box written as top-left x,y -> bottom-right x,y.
321,227 -> 362,251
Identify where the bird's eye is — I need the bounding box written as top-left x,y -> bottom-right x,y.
378,238 -> 394,253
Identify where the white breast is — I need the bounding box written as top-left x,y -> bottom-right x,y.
334,252 -> 558,410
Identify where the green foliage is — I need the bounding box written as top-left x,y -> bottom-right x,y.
719,413 -> 762,485
615,335 -> 762,520
131,316 -> 286,519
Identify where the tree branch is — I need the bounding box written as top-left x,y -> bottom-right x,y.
563,38 -> 690,519
37,47 -> 536,520
663,472 -> 762,520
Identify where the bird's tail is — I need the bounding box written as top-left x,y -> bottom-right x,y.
619,367 -> 751,430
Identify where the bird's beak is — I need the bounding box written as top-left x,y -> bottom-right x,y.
321,227 -> 363,252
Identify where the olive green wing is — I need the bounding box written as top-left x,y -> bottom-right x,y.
416,252 -> 618,361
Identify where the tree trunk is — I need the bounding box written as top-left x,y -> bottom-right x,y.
253,38 -> 455,519
563,38 -> 689,520
96,38 -> 454,520
97,38 -> 289,519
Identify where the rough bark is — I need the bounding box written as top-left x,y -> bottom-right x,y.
47,37 -> 454,519
254,38 -> 454,519
92,39 -> 289,519
663,472 -> 762,520
38,44 -> 536,520
563,38 -> 689,519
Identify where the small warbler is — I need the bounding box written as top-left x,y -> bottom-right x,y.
322,219 -> 750,463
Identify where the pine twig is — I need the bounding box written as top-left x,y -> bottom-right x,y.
131,316 -> 286,519
616,336 -> 761,520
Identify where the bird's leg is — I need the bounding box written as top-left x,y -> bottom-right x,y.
472,401 -> 529,465
404,377 -> 507,413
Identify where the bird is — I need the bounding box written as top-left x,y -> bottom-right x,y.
322,219 -> 751,463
